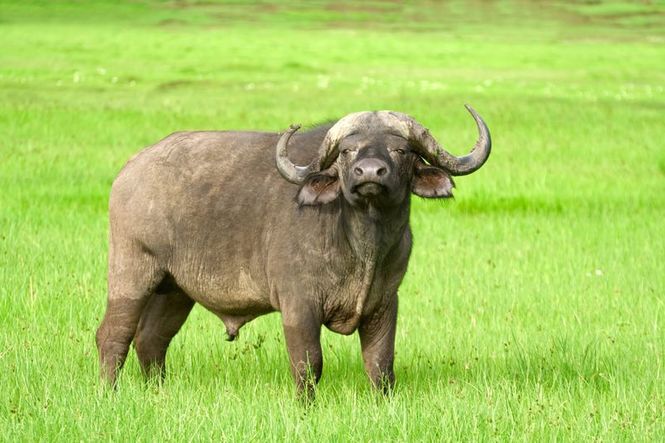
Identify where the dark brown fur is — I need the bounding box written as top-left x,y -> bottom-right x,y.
96,115 -> 486,397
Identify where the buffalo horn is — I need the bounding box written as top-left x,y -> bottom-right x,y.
275,123 -> 342,184
275,124 -> 315,184
404,104 -> 491,176
275,105 -> 491,183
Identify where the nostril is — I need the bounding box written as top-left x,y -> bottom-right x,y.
376,167 -> 387,176
354,167 -> 364,176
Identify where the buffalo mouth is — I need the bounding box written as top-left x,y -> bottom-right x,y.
352,182 -> 386,197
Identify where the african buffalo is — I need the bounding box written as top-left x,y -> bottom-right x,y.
95,105 -> 491,396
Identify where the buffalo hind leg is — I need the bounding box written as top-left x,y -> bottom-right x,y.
134,283 -> 194,380
96,247 -> 163,388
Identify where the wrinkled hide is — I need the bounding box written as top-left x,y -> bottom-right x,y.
96,107 -> 491,397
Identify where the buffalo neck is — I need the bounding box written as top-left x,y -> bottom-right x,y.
339,197 -> 411,266
320,196 -> 410,333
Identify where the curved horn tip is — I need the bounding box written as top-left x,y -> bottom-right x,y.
463,103 -> 490,139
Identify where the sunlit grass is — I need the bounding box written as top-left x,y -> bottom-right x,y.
0,0 -> 663,440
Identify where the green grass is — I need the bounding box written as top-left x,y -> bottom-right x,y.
1,0 -> 663,440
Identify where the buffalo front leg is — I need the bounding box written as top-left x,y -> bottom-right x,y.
358,295 -> 398,393
133,287 -> 194,380
281,307 -> 323,400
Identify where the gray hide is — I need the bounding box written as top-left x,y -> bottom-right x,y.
96,105 -> 491,397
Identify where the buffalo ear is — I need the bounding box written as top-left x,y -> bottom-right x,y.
411,158 -> 455,198
297,169 -> 341,205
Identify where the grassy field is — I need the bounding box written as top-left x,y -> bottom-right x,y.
1,0 -> 664,440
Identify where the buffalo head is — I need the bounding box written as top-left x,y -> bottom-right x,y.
275,105 -> 491,208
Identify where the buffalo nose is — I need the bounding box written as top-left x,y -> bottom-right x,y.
353,158 -> 389,179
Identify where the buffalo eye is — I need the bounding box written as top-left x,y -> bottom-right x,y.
341,148 -> 351,155
392,148 -> 406,155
